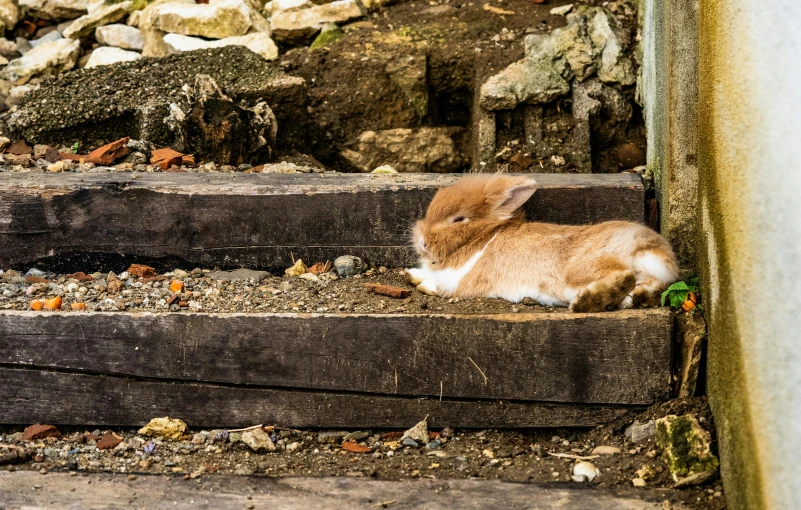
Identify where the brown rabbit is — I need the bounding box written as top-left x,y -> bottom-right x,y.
406,174 -> 679,312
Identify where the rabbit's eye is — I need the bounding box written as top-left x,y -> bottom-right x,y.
451,216 -> 467,224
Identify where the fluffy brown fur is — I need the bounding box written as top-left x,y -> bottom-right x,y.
407,174 -> 679,312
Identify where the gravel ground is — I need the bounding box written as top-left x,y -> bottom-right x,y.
0,264 -> 567,315
0,398 -> 724,510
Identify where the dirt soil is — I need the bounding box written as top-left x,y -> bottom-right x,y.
0,398 -> 724,510
280,0 -> 645,171
0,266 -> 569,314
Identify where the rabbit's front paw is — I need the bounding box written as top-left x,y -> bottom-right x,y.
405,268 -> 425,286
416,281 -> 439,296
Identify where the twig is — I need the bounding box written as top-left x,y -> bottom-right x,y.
373,499 -> 398,507
0,444 -> 23,450
468,356 -> 488,385
227,424 -> 264,433
439,381 -> 443,402
546,452 -> 599,460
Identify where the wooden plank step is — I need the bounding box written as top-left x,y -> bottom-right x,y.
0,309 -> 671,428
0,472 -> 690,509
0,309 -> 672,406
0,173 -> 644,269
0,367 -> 632,428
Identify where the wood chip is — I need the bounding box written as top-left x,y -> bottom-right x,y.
483,3 -> 515,15
342,442 -> 371,453
546,452 -> 600,460
364,283 -> 411,299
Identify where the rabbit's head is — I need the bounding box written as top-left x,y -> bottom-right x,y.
412,174 -> 538,266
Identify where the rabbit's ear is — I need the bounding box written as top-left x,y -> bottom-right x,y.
494,178 -> 538,219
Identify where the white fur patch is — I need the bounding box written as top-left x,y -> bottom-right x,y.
410,235 -> 496,296
635,251 -> 677,284
489,287 -> 568,307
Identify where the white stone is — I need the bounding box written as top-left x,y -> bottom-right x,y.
150,0 -> 252,39
19,0 -> 91,20
163,32 -> 278,60
590,445 -> 621,455
29,29 -> 63,48
270,0 -> 363,43
550,3 -> 573,16
96,24 -> 144,50
263,0 -> 312,16
85,46 -> 141,67
6,84 -> 35,107
0,38 -> 17,56
0,0 -> 19,33
572,461 -> 600,482
126,9 -> 141,27
371,165 -> 397,174
63,1 -> 132,39
0,38 -> 80,82
138,0 -> 194,57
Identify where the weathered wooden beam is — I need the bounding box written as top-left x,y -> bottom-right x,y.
0,472 -> 692,508
0,368 -> 635,428
0,173 -> 644,269
0,309 -> 672,405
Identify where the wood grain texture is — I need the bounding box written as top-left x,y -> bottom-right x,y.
0,472 -> 689,509
0,173 -> 644,269
0,368 -> 635,428
0,309 -> 672,405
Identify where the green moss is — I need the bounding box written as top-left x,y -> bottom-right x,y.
310,23 -> 344,50
656,415 -> 720,476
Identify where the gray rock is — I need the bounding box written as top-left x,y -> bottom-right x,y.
402,438 -> 418,448
241,428 -> 276,453
271,0 -> 363,45
340,127 -> 465,173
208,268 -> 269,282
625,420 -> 656,443
333,256 -> 366,277
95,24 -> 145,51
587,8 -> 635,85
19,0 -> 91,21
342,431 -> 369,442
317,431 -> 348,443
26,268 -> 47,277
14,37 -> 32,55
479,57 -> 570,111
479,5 -> 633,111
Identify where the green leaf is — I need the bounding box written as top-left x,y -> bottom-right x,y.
665,281 -> 690,293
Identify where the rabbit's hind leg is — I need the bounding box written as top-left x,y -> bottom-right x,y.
567,256 -> 636,313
